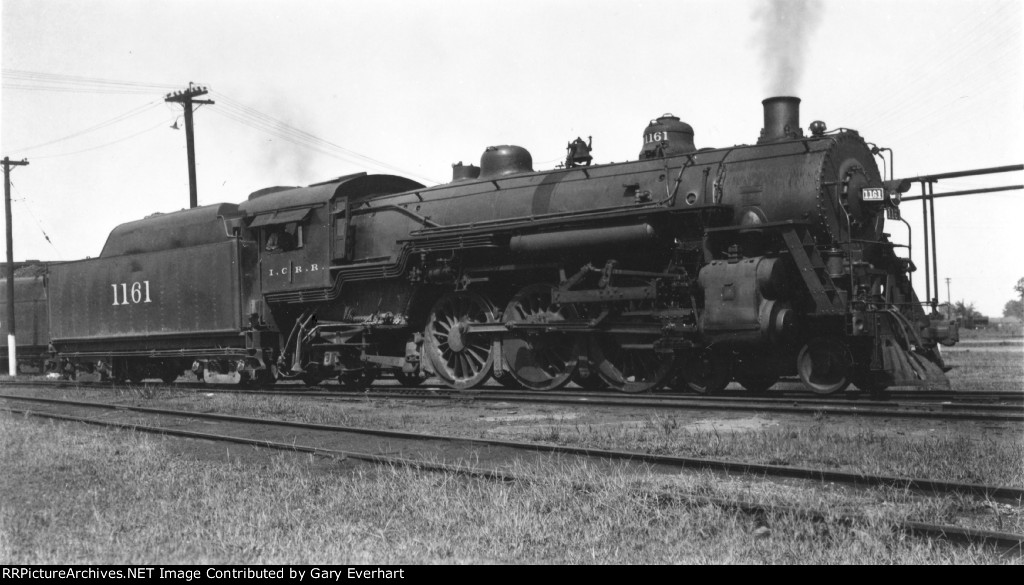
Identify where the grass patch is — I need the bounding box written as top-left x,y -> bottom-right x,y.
941,339 -> 1023,393
10,386 -> 1021,488
516,416 -> 1024,486
1,415 -> 1019,564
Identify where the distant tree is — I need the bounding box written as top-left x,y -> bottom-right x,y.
953,301 -> 983,321
1005,299 -> 1024,320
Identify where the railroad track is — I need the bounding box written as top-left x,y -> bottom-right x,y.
3,393 -> 1022,502
2,394 -> 1021,553
6,376 -> 1022,401
4,378 -> 1022,423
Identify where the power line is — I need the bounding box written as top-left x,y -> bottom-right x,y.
9,182 -> 62,258
6,70 -> 442,184
29,119 -> 170,160
211,92 -> 440,184
1,84 -> 163,95
2,69 -> 179,93
7,100 -> 163,154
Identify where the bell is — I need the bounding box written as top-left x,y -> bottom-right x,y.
170,120 -> 180,130
565,136 -> 593,168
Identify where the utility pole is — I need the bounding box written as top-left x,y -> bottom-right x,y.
945,277 -> 952,320
3,156 -> 29,376
165,83 -> 213,208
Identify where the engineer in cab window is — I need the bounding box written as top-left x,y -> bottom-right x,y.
265,225 -> 297,252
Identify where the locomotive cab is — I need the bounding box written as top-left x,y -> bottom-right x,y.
240,173 -> 425,297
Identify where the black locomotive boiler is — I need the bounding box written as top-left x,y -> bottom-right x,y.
42,96 -> 957,394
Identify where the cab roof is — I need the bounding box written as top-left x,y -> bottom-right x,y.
238,173 -> 423,218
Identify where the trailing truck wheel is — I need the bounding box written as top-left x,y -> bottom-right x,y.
301,363 -> 325,387
501,284 -> 578,391
796,338 -> 853,395
423,291 -> 497,390
301,375 -> 324,387
393,371 -> 423,387
339,368 -> 375,392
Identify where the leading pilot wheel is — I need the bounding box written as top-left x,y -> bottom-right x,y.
500,283 -> 578,391
423,291 -> 497,390
852,369 -> 891,397
797,337 -> 853,395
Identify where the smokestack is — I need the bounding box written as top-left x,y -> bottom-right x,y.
758,96 -> 803,144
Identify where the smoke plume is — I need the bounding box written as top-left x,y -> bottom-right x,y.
754,0 -> 824,96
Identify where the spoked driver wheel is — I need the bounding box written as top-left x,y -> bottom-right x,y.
677,348 -> 732,395
424,291 -> 497,390
501,283 -> 578,391
797,337 -> 853,395
591,338 -> 675,393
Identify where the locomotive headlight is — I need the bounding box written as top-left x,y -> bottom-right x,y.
883,178 -> 912,207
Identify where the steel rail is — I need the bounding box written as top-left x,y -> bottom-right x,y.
3,405 -> 1021,554
357,389 -> 1024,421
5,376 -> 1022,401
3,394 -> 1022,504
2,379 -> 1022,422
5,376 -> 1022,400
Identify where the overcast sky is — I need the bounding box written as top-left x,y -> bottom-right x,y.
2,0 -> 1022,315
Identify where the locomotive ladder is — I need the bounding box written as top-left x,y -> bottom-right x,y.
780,227 -> 845,315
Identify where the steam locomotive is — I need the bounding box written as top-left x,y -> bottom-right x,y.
10,96 -> 959,394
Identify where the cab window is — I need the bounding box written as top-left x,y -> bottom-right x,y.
264,222 -> 304,253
